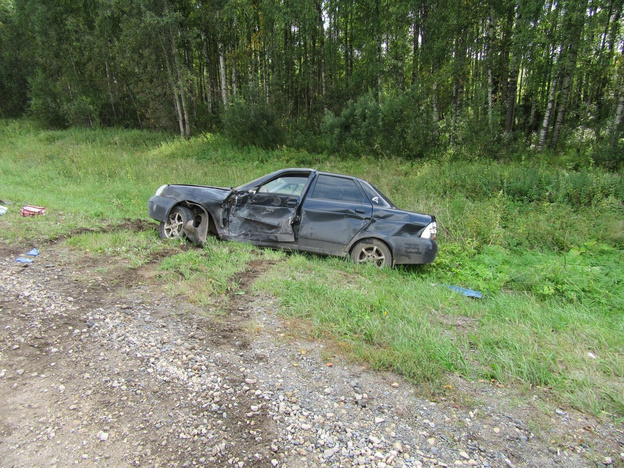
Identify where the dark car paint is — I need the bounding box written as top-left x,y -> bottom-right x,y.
148,168 -> 438,265
298,197 -> 372,254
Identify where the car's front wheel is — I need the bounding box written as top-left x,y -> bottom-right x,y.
350,239 -> 392,267
159,206 -> 193,240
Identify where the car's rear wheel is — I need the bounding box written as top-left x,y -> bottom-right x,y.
350,239 -> 392,267
159,206 -> 193,240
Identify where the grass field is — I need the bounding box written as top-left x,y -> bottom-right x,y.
1,119 -> 623,418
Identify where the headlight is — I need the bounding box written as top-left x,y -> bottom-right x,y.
154,184 -> 168,196
421,221 -> 437,240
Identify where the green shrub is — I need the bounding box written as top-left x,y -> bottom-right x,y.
27,70 -> 67,128
192,102 -> 222,133
222,99 -> 285,150
591,139 -> 624,171
379,92 -> 437,159
322,91 -> 438,158
61,94 -> 100,128
322,93 -> 380,155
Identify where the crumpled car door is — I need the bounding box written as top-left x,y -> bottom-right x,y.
227,191 -> 298,243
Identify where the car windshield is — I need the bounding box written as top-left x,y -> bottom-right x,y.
235,174 -> 273,192
235,170 -> 313,192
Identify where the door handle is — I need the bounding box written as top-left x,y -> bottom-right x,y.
355,208 -> 366,214
286,198 -> 298,207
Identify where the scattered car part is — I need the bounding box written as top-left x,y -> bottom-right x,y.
21,205 -> 46,217
440,284 -> 483,298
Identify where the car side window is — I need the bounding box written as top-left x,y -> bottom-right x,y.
310,175 -> 365,203
360,181 -> 392,207
259,176 -> 308,196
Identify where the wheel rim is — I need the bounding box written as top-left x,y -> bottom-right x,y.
164,212 -> 185,238
356,245 -> 386,267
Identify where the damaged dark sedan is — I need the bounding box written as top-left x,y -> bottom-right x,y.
148,169 -> 438,267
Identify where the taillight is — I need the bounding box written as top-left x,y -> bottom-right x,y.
421,221 -> 437,240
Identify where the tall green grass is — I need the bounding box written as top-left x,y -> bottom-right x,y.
1,119 -> 622,417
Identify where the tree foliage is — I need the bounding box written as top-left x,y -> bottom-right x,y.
1,0 -> 623,166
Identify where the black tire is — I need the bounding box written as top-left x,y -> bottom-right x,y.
350,239 -> 392,267
159,206 -> 194,240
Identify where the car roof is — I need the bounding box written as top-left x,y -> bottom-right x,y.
236,168 -> 375,192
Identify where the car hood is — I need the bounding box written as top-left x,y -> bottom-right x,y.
163,184 -> 233,203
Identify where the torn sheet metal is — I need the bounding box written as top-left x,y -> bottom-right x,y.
227,192 -> 297,243
228,205 -> 296,242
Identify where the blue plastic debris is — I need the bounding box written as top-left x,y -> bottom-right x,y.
16,257 -> 34,264
26,248 -> 39,256
441,284 -> 483,299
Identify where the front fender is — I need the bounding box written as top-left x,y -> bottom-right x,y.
148,195 -> 178,223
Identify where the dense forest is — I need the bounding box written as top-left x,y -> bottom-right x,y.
1,0 -> 623,166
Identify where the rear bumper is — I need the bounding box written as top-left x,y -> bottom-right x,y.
391,238 -> 438,265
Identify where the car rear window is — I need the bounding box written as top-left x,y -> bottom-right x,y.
310,175 -> 365,203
